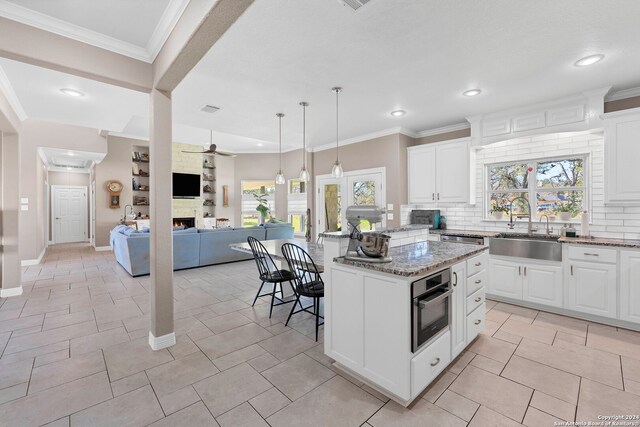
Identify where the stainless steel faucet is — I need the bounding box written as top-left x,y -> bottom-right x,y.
508,196 -> 537,235
539,214 -> 553,235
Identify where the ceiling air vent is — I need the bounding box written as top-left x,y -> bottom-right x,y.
200,104 -> 220,114
338,0 -> 371,11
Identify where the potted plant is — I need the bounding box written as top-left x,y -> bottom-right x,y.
553,201 -> 578,222
253,191 -> 271,224
489,204 -> 509,220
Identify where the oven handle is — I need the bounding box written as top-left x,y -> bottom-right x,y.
417,288 -> 453,309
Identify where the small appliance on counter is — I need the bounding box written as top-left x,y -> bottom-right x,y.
410,209 -> 441,229
344,205 -> 392,263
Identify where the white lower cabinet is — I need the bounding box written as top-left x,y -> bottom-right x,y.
451,262 -> 467,358
620,250 -> 640,323
522,263 -> 563,308
488,258 -> 522,299
466,304 -> 486,345
566,261 -> 617,318
411,330 -> 451,397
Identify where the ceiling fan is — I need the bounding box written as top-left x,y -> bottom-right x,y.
182,131 -> 236,157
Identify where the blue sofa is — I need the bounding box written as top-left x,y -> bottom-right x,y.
110,223 -> 294,277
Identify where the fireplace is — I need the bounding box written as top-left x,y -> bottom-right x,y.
173,217 -> 195,228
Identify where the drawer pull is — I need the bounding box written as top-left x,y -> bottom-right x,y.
474,297 -> 482,303
430,358 -> 441,367
475,262 -> 482,267
584,253 -> 599,256
474,319 -> 482,325
475,279 -> 482,284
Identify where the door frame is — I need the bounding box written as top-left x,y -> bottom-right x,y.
315,167 -> 386,239
51,185 -> 89,244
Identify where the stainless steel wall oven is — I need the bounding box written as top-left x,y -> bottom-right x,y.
411,269 -> 451,352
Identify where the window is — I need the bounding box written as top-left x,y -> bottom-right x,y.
241,180 -> 275,227
288,179 -> 307,235
487,156 -> 587,220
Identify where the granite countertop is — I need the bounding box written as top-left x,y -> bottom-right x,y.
430,229 -> 502,238
319,224 -> 431,239
334,241 -> 488,277
229,239 -> 325,271
558,236 -> 640,248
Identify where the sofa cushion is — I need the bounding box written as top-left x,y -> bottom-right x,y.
123,227 -> 140,236
173,225 -> 185,231
174,228 -> 198,234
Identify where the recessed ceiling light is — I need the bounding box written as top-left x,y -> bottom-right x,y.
574,54 -> 605,67
463,89 -> 482,97
60,88 -> 84,97
68,151 -> 74,156
257,143 -> 263,147
390,110 -> 406,117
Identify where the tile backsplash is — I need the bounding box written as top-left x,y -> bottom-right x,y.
402,132 -> 640,240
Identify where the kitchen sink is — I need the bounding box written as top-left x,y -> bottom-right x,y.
489,233 -> 563,261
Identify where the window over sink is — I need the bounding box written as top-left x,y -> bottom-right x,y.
486,155 -> 587,221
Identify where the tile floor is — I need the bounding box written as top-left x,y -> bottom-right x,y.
1,243 -> 639,426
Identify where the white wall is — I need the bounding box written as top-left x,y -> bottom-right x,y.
402,131 -> 640,240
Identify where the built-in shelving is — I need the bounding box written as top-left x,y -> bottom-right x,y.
132,146 -> 150,219
203,153 -> 216,218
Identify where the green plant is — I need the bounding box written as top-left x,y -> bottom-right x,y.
253,191 -> 271,220
552,201 -> 579,216
489,204 -> 510,214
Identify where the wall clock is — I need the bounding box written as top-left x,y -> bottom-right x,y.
106,180 -> 124,209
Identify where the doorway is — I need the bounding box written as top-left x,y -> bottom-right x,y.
51,185 -> 88,244
316,168 -> 385,237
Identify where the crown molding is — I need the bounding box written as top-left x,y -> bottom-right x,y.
310,127 -> 417,152
0,64 -> 27,121
415,122 -> 470,138
605,87 -> 640,102
0,1 -> 188,63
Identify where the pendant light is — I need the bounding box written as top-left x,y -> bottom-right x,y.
331,87 -> 344,178
275,113 -> 285,185
299,101 -> 310,182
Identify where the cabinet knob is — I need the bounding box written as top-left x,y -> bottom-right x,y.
475,297 -> 482,303
474,319 -> 482,325
584,253 -> 599,257
475,262 -> 482,267
475,280 -> 482,284
430,357 -> 441,367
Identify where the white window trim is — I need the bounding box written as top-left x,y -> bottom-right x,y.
241,180 -> 276,225
484,154 -> 589,221
287,179 -> 308,236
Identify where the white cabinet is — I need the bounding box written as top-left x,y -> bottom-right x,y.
411,330 -> 450,397
466,304 -> 486,345
566,261 -> 617,318
488,258 -> 522,299
451,262 -> 467,358
619,250 -> 640,323
407,138 -> 472,205
604,108 -> 640,204
522,263 -> 563,308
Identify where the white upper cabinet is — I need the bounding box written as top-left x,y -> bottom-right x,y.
604,108 -> 640,204
407,138 -> 473,205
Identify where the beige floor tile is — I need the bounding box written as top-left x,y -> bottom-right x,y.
435,389 -> 480,422
498,318 -> 556,344
42,416 -> 70,427
150,402 -> 219,427
469,334 -> 517,363
0,358 -> 33,390
194,363 -> 272,417
532,311 -> 588,337
421,371 -> 457,403
529,390 -> 575,421
71,385 -> 164,427
578,378 -> 640,422
303,343 -> 334,369
267,376 -> 383,427
110,371 -> 150,397
0,372 -> 112,426
369,398 -> 466,427
217,402 -> 269,427
0,314 -> 44,334
447,350 -> 475,375
625,379 -> 640,396
248,387 -> 291,418
492,329 -> 523,345
168,334 -> 201,359
104,338 -> 173,381
157,385 -> 201,416
258,329 -> 317,361
0,382 -> 28,405
479,319 -> 502,337
587,323 -> 640,361
202,312 -> 252,334
262,353 -> 335,401
501,355 -> 580,404
554,330 -> 585,345
212,344 -> 267,371
0,339 -> 69,365
450,365 -> 532,422
93,299 -> 143,325
34,348 -> 70,367
492,302 -> 538,323
146,350 -> 219,396
623,357 -> 640,382
516,338 -> 623,389
247,352 -> 281,372
523,406 -> 562,427
361,384 -> 391,403
486,307 -> 511,323
468,406 -> 522,427
197,323 -> 273,359
469,354 -> 505,375
42,310 -> 94,331
29,350 -> 105,394
210,299 -> 251,315
4,320 -> 97,354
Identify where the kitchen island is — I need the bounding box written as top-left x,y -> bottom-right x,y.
324,240 -> 488,406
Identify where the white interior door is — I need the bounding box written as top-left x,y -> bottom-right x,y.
52,185 -> 88,244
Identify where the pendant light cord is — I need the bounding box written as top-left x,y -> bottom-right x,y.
335,89 -> 339,162
302,103 -> 306,168
279,114 -> 282,172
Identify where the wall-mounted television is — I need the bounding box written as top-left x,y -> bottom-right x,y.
173,173 -> 200,199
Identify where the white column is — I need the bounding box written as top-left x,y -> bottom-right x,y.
0,132 -> 22,297
148,88 -> 175,350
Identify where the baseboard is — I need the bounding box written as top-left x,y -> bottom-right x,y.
93,246 -> 113,252
0,286 -> 23,298
20,247 -> 46,266
148,331 -> 176,351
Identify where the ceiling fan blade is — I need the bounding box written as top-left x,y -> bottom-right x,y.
182,150 -> 210,154
215,151 -> 236,157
